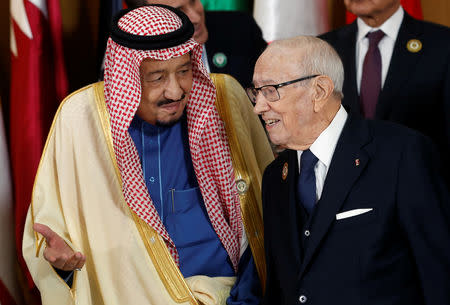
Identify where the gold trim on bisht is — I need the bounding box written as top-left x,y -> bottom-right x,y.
93,82 -> 198,305
211,73 -> 267,292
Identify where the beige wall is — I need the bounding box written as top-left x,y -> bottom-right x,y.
422,0 -> 450,27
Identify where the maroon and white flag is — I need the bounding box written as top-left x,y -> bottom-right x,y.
10,0 -> 68,290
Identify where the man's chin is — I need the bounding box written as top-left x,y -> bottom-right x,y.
268,133 -> 287,148
156,114 -> 183,127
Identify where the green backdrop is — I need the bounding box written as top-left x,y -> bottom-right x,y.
200,0 -> 251,12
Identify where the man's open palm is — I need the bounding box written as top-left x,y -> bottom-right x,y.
33,223 -> 86,271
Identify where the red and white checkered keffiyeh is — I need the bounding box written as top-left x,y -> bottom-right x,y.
103,5 -> 242,271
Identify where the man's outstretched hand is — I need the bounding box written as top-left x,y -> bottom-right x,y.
33,223 -> 86,271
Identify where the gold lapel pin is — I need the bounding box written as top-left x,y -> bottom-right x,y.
282,162 -> 288,180
407,39 -> 422,53
355,159 -> 360,167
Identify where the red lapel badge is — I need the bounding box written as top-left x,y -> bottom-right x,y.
355,159 -> 360,167
282,162 -> 288,180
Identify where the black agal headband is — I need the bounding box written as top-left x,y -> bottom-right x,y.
110,4 -> 194,50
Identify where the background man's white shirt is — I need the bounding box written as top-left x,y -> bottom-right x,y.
356,6 -> 404,93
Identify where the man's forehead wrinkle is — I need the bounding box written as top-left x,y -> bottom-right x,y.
253,65 -> 276,86
139,54 -> 192,80
144,64 -> 190,75
254,59 -> 283,86
253,76 -> 277,87
179,60 -> 192,67
144,69 -> 164,76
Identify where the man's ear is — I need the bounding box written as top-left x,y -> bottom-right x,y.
312,75 -> 334,112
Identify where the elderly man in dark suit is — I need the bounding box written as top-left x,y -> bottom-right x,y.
319,0 -> 450,185
247,35 -> 450,305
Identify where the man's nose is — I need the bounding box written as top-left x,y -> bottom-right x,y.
253,91 -> 270,115
164,75 -> 184,101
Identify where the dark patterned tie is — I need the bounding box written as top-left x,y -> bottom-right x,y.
297,149 -> 319,215
360,30 -> 385,119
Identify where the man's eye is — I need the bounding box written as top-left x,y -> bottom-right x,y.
148,75 -> 163,83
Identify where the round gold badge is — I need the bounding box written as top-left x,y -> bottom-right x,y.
406,39 -> 422,53
236,179 -> 248,194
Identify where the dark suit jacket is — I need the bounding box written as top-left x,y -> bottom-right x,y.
262,115 -> 450,305
319,14 -> 450,183
205,11 -> 267,88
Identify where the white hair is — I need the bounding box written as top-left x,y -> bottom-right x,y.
269,36 -> 344,99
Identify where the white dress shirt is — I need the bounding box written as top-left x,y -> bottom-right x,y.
297,105 -> 348,202
356,6 -> 404,93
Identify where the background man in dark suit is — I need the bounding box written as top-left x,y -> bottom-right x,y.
125,0 -> 267,88
247,35 -> 450,305
319,0 -> 450,185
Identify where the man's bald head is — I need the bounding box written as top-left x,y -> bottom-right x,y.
261,36 -> 344,99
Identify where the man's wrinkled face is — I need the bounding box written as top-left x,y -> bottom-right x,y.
138,53 -> 193,126
344,0 -> 400,18
252,49 -> 316,149
146,0 -> 208,44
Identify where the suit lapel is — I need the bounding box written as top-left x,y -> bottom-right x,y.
376,13 -> 424,118
281,150 -> 303,263
338,22 -> 361,115
298,116 -> 373,277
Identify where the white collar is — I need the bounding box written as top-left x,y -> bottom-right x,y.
306,105 -> 348,168
356,6 -> 404,43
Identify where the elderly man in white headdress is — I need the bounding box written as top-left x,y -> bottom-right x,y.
23,5 -> 273,305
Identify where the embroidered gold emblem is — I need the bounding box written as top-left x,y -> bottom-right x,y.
282,162 -> 288,180
236,179 -> 248,194
406,39 -> 422,53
